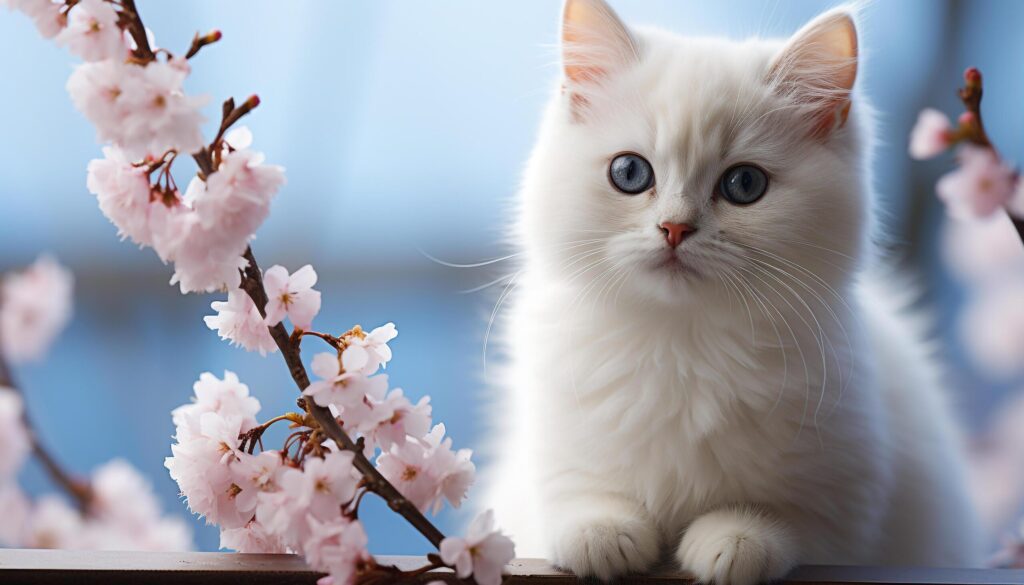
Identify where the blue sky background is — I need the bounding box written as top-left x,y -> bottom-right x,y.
0,0 -> 1017,553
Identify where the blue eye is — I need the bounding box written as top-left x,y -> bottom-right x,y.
608,153 -> 655,195
719,164 -> 769,205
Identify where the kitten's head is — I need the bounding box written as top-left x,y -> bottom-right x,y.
518,0 -> 871,307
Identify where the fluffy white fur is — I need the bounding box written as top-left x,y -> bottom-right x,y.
481,1 -> 984,583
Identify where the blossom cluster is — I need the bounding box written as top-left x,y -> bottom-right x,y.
0,256 -> 73,364
0,257 -> 192,552
84,122 -> 284,294
910,68 -> 1024,381
909,70 -> 1023,219
167,328 -> 507,585
0,459 -> 192,552
913,67 -> 1024,565
8,1 -> 516,583
6,0 -> 287,294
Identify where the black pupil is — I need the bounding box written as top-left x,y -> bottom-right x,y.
624,159 -> 638,181
739,170 -> 753,191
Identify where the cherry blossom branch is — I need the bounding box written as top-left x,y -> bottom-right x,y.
22,1 -> 514,580
237,246 -> 448,549
0,350 -> 92,512
956,69 -> 1024,240
115,0 -> 449,553
911,67 -> 1024,242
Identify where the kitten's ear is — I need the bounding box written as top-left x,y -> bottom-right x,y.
561,0 -> 637,115
768,7 -> 858,138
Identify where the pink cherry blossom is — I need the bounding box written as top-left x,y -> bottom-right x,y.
341,323 -> 397,376
56,0 -> 125,62
230,450 -> 284,515
86,146 -> 159,245
376,424 -> 475,514
224,126 -> 254,150
279,450 -> 360,521
171,371 -> 261,444
167,146 -> 284,294
0,255 -> 73,364
960,279 -> 1024,380
5,0 -> 65,38
969,389 -> 1024,538
68,59 -> 207,160
0,389 -> 30,480
220,518 -> 287,553
375,440 -> 437,512
937,146 -> 1017,219
0,482 -> 30,546
909,108 -> 952,160
90,459 -> 163,526
205,289 -> 278,356
363,389 -> 432,451
439,510 -> 515,585
942,214 -> 1024,285
191,371 -> 262,423
255,485 -> 311,547
166,410 -> 252,528
194,148 -> 284,233
303,352 -> 389,428
166,214 -> 249,293
24,495 -> 83,549
84,459 -> 194,552
67,60 -> 128,140
118,59 -> 208,159
302,515 -> 370,585
264,265 -> 322,330
422,424 -> 475,512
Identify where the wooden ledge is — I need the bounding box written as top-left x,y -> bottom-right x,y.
0,550 -> 1022,585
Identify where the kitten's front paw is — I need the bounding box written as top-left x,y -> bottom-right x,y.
677,508 -> 797,585
551,513 -> 660,581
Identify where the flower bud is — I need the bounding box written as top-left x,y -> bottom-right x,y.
964,67 -> 982,88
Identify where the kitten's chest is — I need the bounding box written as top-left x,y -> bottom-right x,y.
537,307 -> 794,442
526,301 -> 829,516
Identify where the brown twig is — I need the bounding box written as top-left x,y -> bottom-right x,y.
0,351 -> 92,512
184,29 -> 222,60
118,0 -> 155,62
238,412 -> 306,454
955,67 -> 1024,241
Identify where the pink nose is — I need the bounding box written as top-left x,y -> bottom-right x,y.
659,221 -> 697,248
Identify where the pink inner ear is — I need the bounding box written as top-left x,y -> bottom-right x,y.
770,10 -> 858,138
811,100 -> 853,139
560,0 -> 636,88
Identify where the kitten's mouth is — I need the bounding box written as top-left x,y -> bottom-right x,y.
652,251 -> 701,278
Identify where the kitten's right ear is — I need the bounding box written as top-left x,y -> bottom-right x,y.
561,0 -> 637,116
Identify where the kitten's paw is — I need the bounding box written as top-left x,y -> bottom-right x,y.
551,513 -> 660,581
677,508 -> 797,585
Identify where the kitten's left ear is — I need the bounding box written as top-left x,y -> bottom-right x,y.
560,0 -> 638,119
768,7 -> 858,138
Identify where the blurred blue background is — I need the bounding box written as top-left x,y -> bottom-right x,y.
0,0 -> 1019,554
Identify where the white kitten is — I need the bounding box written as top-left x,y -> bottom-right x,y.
482,1 -> 984,583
